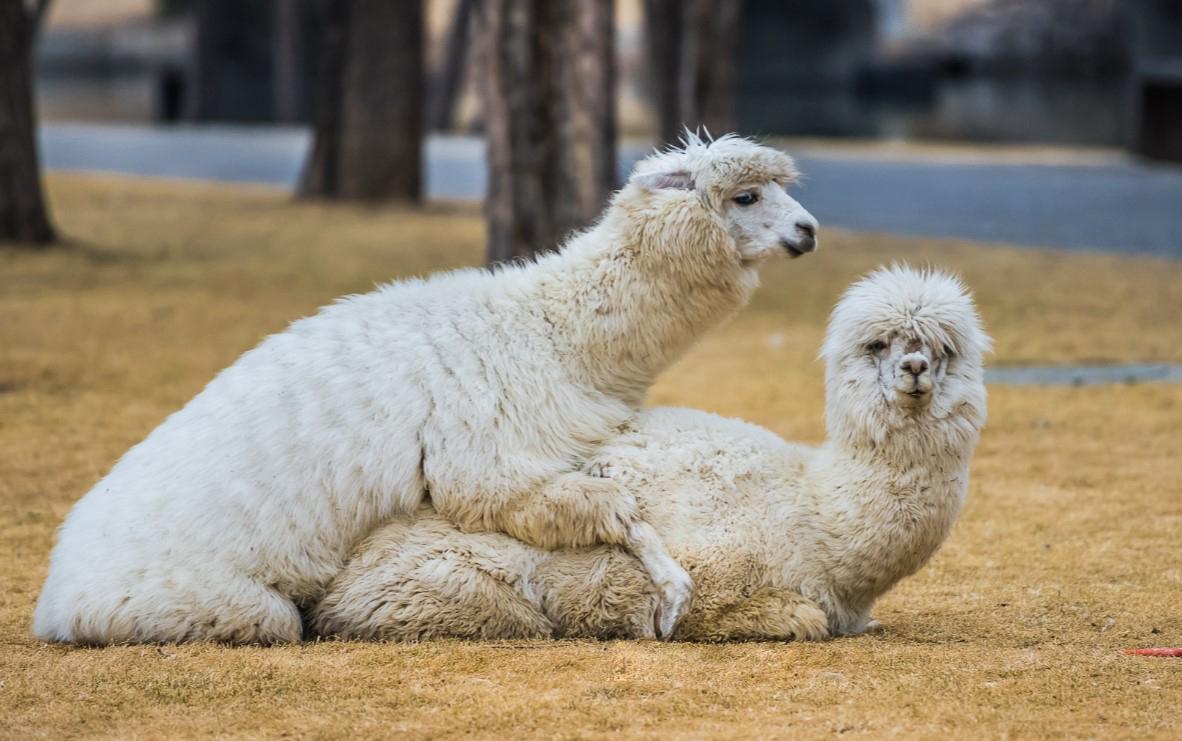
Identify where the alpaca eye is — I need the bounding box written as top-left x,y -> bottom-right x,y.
732,192 -> 759,206
866,340 -> 888,354
943,344 -> 956,358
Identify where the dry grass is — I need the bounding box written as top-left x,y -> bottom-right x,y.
2,174 -> 1181,739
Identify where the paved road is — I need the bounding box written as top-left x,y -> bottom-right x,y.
40,123 -> 1182,258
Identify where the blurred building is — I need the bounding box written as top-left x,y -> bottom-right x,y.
1128,1 -> 1182,162
31,0 -> 1182,162
737,0 -> 1129,145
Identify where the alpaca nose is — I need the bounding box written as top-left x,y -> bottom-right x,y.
794,221 -> 817,252
902,357 -> 929,376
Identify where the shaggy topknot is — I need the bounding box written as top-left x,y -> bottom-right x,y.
630,131 -> 800,207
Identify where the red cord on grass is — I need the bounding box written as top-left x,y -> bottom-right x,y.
1124,647 -> 1182,657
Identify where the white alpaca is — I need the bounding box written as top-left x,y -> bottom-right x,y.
312,266 -> 989,642
34,135 -> 819,645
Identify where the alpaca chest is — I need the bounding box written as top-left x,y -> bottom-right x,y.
831,475 -> 966,599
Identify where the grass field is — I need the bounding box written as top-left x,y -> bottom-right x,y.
2,174 -> 1181,739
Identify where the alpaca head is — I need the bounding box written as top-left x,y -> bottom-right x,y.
821,266 -> 990,448
625,133 -> 818,270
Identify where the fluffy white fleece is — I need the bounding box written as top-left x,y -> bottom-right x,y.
312,266 -> 990,641
33,135 -> 818,645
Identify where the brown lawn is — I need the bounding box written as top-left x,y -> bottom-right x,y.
2,174 -> 1180,739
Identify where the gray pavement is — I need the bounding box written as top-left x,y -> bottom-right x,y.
985,363 -> 1182,386
40,123 -> 1182,258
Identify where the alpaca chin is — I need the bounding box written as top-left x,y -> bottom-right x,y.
894,388 -> 933,410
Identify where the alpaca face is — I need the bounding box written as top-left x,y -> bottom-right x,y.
823,267 -> 990,434
627,134 -> 815,272
722,181 -> 819,265
867,334 -> 948,410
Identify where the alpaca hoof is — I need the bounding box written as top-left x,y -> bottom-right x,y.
652,568 -> 693,640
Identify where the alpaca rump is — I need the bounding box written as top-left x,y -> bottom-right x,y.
33,135 -> 819,645
312,266 -> 990,642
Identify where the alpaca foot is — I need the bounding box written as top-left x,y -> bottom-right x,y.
179,580 -> 303,644
834,616 -> 882,637
215,587 -> 304,644
652,566 -> 693,639
583,463 -> 691,637
625,521 -> 693,639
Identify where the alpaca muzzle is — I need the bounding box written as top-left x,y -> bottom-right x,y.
779,219 -> 818,258
894,353 -> 934,404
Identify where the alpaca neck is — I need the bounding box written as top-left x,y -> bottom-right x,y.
534,209 -> 756,404
833,411 -> 979,476
813,407 -> 982,612
795,441 -> 957,636
825,380 -> 985,474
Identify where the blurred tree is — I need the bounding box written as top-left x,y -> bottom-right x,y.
271,0 -> 303,124
299,0 -> 423,202
188,1 -> 276,122
181,0 -> 319,124
478,0 -> 616,263
428,0 -> 475,132
0,0 -> 55,246
644,0 -> 741,146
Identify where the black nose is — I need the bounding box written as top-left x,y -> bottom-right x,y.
794,221 -> 817,253
902,358 -> 929,375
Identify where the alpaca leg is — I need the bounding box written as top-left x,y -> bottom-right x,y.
200,581 -> 304,644
677,588 -> 830,643
312,519 -> 553,641
64,576 -> 303,645
460,472 -> 692,639
455,472 -> 637,548
314,554 -> 552,642
622,520 -> 693,639
534,546 -> 659,640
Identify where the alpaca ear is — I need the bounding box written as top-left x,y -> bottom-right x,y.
632,171 -> 694,191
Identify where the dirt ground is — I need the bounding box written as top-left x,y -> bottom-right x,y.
2,174 -> 1180,739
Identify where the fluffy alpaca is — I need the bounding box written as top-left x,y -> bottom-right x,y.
34,135 -> 819,645
312,266 -> 989,642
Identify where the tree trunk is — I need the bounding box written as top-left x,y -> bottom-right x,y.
0,0 -> 55,246
644,0 -> 741,147
187,0 -> 225,121
642,0 -> 684,147
428,0 -> 475,132
478,0 -> 616,264
298,0 -> 424,202
188,1 -> 281,123
297,0 -> 346,196
271,0 -> 302,124
679,0 -> 740,135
